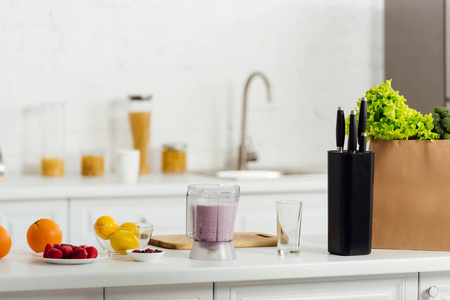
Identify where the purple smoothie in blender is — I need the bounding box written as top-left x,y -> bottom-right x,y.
186,184 -> 240,261
195,203 -> 238,242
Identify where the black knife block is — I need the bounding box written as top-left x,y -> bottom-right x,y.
327,150 -> 374,256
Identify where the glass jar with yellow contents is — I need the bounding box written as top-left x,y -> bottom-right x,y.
162,143 -> 186,173
129,95 -> 152,174
81,149 -> 105,176
41,157 -> 64,176
41,102 -> 65,177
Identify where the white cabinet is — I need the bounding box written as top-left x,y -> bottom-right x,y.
215,274 -> 418,300
0,190 -> 325,248
0,288 -> 102,300
0,199 -> 69,249
105,283 -> 212,300
69,196 -> 186,245
419,271 -> 450,299
69,191 -> 327,245
236,191 -> 326,236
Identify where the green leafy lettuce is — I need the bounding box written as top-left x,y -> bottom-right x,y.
347,80 -> 439,141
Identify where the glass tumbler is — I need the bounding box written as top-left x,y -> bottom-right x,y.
277,200 -> 303,255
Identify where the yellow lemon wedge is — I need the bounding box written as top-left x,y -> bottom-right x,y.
94,216 -> 118,240
110,230 -> 139,255
118,222 -> 140,238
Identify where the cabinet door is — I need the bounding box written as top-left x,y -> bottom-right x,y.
215,274 -> 417,300
0,288 -> 102,300
236,192 -> 326,236
69,197 -> 185,245
105,283 -> 212,300
0,199 -> 69,250
419,271 -> 450,299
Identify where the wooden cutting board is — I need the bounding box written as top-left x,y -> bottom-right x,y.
149,232 -> 277,250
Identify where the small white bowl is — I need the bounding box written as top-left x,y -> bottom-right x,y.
126,249 -> 165,262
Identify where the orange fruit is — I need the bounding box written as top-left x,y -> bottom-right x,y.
0,225 -> 11,258
27,218 -> 62,253
94,216 -> 118,240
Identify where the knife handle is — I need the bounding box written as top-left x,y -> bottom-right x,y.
357,97 -> 367,149
359,132 -> 367,152
336,107 -> 345,152
348,110 -> 357,153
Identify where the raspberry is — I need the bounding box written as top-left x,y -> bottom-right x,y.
131,248 -> 162,254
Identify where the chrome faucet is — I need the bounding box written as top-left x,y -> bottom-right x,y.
238,72 -> 272,170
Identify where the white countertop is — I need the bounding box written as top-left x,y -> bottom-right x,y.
1,235 -> 450,292
0,173 -> 327,200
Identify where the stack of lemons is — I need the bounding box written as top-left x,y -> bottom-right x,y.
94,216 -> 140,255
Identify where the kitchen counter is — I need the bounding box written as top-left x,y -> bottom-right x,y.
0,173 -> 327,200
1,235 -> 450,293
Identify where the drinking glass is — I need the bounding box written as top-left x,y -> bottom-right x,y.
277,200 -> 303,255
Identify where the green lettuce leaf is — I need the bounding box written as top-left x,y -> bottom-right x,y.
346,80 -> 439,141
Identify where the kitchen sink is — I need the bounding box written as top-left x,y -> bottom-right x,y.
217,170 -> 282,179
193,169 -> 312,179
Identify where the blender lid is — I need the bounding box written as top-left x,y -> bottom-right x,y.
187,184 -> 240,198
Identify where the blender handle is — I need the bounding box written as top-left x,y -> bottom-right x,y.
186,193 -> 195,239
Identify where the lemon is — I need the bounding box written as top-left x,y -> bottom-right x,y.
94,216 -> 118,240
118,222 -> 140,238
110,230 -> 139,255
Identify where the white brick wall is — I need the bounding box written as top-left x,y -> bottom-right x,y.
0,0 -> 383,175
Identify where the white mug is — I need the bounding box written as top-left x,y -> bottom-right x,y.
115,149 -> 140,184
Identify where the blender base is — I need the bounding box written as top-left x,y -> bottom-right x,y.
189,240 -> 236,261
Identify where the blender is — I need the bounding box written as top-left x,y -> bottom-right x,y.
186,184 -> 240,261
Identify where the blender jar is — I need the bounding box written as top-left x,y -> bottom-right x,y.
128,95 -> 152,174
40,102 -> 65,177
186,184 -> 240,261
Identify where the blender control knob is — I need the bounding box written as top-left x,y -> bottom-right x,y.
427,286 -> 439,298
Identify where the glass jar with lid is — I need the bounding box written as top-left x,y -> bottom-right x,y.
81,149 -> 105,176
41,102 -> 65,177
128,95 -> 152,174
162,143 -> 186,173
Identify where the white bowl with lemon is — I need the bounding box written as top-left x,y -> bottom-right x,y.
94,216 -> 154,256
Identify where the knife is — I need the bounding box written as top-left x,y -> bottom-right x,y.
359,132 -> 367,153
357,97 -> 367,150
348,110 -> 357,153
336,107 -> 345,152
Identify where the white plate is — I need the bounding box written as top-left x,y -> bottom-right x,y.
32,252 -> 108,264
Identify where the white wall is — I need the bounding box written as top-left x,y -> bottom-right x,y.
0,0 -> 383,175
